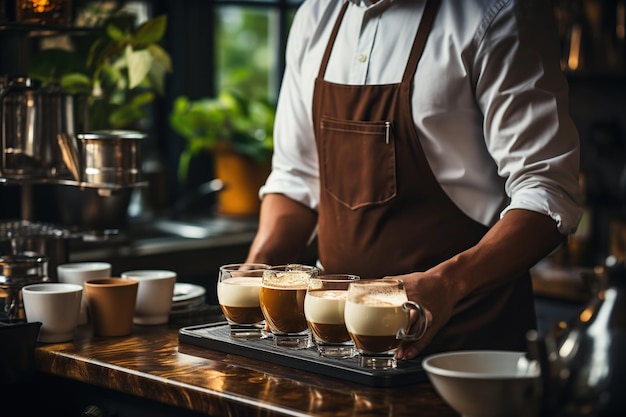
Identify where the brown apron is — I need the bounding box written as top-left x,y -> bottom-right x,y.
312,0 -> 536,353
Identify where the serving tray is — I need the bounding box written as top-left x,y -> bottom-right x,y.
178,322 -> 427,387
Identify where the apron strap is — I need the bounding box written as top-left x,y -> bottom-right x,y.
317,1 -> 350,79
402,0 -> 441,82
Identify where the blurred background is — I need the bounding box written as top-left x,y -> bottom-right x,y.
0,0 -> 624,272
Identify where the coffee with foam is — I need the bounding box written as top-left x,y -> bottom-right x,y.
260,268 -> 314,335
305,290 -> 350,344
344,281 -> 410,353
218,277 -> 264,324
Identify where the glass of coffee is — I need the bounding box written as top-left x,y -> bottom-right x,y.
304,274 -> 360,358
217,263 -> 271,339
345,279 -> 429,370
260,264 -> 319,349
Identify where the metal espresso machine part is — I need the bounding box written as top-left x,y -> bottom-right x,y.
0,220 -> 71,323
527,256 -> 626,417
0,253 -> 48,323
1,77 -> 78,180
55,129 -> 146,236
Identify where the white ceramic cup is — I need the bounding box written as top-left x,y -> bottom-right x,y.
121,270 -> 177,325
57,262 -> 112,325
22,282 -> 83,343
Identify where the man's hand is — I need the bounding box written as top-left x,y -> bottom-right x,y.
386,270 -> 454,360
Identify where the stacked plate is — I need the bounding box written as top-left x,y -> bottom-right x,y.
170,283 -> 207,316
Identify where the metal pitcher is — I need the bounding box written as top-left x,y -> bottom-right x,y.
0,76 -> 42,179
527,256 -> 626,416
1,76 -> 78,179
57,129 -> 146,187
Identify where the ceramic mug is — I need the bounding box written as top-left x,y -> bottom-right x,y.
57,262 -> 112,325
84,278 -> 138,337
121,270 -> 177,325
22,282 -> 83,343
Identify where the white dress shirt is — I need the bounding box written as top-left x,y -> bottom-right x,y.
260,0 -> 583,234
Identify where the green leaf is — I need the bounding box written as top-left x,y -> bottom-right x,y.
132,15 -> 167,47
59,73 -> 93,95
89,37 -> 124,77
148,44 -> 172,72
110,103 -> 145,128
97,64 -> 122,97
147,64 -> 166,96
106,23 -> 126,41
129,91 -> 155,107
125,45 -> 153,89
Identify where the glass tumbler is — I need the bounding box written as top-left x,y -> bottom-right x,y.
304,273 -> 360,358
217,263 -> 271,339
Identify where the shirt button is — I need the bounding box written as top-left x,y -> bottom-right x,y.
358,54 -> 367,63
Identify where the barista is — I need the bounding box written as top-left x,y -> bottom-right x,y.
245,0 -> 583,359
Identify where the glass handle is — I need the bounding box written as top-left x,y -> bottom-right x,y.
397,301 -> 429,341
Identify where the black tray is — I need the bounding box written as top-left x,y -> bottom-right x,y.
178,322 -> 427,387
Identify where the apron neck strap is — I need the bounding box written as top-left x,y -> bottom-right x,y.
318,1 -> 350,79
403,0 -> 441,82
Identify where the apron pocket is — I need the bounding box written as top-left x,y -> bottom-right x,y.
320,116 -> 397,210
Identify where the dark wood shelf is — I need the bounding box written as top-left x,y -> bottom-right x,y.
0,21 -> 101,37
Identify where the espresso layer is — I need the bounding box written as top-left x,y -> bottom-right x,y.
220,305 -> 264,325
260,286 -> 307,334
308,321 -> 350,344
348,332 -> 400,354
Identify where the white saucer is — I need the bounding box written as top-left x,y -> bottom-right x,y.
172,283 -> 206,309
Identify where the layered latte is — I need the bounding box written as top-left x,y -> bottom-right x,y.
217,277 -> 264,324
260,271 -> 309,334
344,292 -> 408,353
304,289 -> 350,344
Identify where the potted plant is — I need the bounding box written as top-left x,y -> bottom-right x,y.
169,90 -> 275,216
28,13 -> 172,130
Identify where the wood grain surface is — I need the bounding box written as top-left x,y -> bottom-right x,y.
34,317 -> 458,417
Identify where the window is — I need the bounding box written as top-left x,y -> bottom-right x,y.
147,0 -> 302,211
216,5 -> 277,101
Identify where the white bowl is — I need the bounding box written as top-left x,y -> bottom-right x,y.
422,350 -> 541,417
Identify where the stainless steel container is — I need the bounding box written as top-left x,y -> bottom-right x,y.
1,77 -> 80,180
0,254 -> 48,322
77,130 -> 146,187
0,77 -> 43,179
0,220 -> 71,282
528,257 -> 626,416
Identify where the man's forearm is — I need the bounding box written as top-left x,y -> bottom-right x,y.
246,193 -> 318,265
437,208 -> 566,302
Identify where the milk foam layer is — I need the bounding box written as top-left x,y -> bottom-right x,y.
217,277 -> 262,307
353,293 -> 407,307
262,271 -> 310,289
304,290 -> 346,324
344,299 -> 408,336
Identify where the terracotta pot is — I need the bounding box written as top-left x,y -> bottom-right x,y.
213,148 -> 270,216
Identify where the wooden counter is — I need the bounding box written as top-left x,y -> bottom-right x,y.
18,316 -> 457,417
